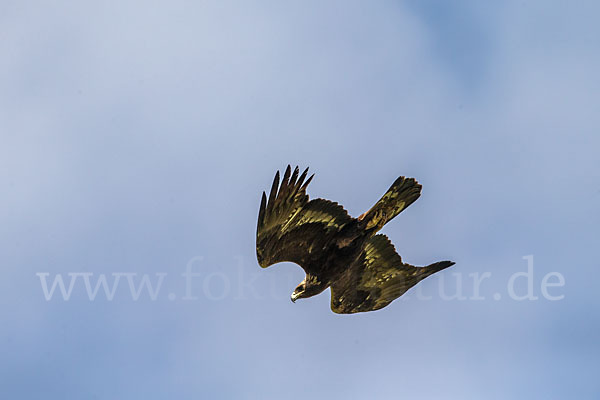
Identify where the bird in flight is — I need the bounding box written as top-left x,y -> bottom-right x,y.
256,166 -> 454,314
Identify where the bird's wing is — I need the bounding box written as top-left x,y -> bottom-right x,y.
256,165 -> 352,274
330,234 -> 453,314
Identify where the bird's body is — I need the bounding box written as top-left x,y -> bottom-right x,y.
256,165 -> 454,314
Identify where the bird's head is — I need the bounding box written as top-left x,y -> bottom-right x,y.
290,281 -> 306,303
290,276 -> 327,303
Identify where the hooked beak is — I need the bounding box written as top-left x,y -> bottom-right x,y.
291,292 -> 299,303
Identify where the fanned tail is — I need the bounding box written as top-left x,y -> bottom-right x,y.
358,176 -> 422,232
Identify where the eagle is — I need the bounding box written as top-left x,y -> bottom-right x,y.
256,165 -> 454,314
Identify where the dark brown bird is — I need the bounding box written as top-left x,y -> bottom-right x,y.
256,165 -> 454,314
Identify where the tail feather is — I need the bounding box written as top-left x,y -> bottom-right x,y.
359,176 -> 422,232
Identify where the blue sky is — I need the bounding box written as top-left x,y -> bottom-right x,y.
1,1 -> 599,399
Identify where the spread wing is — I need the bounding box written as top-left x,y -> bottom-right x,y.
330,234 -> 454,314
256,165 -> 352,274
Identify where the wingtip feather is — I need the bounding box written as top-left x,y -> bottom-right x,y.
268,170 -> 280,206
302,173 -> 315,190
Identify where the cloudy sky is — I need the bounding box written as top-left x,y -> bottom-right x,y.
1,1 -> 599,399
